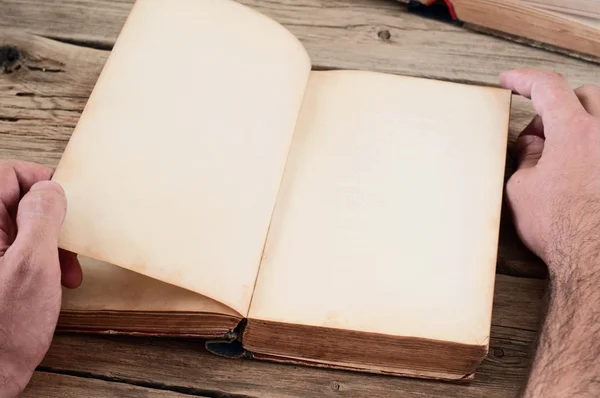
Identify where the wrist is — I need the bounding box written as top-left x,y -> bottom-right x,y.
545,239 -> 600,284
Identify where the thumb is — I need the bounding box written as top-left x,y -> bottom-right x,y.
11,181 -> 66,256
515,134 -> 544,169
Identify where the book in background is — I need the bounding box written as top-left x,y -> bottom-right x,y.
399,0 -> 600,61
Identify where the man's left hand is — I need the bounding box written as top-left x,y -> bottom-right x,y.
0,160 -> 81,396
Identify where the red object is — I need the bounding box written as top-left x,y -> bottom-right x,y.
442,0 -> 458,20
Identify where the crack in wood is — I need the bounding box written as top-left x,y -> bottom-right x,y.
1,104 -> 82,113
0,117 -> 19,122
41,35 -> 114,52
25,64 -> 65,73
14,92 -> 89,99
35,367 -> 253,398
0,131 -> 72,142
0,45 -> 68,74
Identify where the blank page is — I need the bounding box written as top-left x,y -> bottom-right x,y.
62,257 -> 239,316
249,70 -> 510,345
52,0 -> 311,316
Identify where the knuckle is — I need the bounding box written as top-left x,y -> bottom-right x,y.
506,175 -> 522,198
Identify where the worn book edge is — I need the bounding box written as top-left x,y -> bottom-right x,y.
204,319 -> 482,381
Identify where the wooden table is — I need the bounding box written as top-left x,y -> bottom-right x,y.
1,0 -> 597,396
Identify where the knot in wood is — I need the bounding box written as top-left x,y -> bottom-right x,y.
330,381 -> 342,391
378,29 -> 391,41
0,46 -> 21,72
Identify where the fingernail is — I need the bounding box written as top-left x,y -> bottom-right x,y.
30,180 -> 65,195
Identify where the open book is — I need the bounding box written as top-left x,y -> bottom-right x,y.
53,0 -> 511,381
401,0 -> 600,60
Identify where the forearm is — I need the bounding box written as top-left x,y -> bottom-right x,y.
524,264 -> 600,397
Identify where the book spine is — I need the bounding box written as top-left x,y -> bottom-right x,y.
205,319 -> 253,359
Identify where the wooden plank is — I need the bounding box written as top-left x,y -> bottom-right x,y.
24,372 -> 199,397
2,0 -> 597,160
38,275 -> 543,397
2,0 -> 598,149
492,274 -> 545,331
40,328 -> 534,398
0,30 -> 104,166
1,0 -> 597,86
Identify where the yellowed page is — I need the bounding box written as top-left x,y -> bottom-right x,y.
62,257 -> 238,316
249,70 -> 510,345
52,0 -> 311,316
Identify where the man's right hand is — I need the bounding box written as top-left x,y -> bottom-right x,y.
502,69 -> 600,279
501,69 -> 600,397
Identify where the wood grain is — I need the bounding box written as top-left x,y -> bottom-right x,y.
492,275 -> 546,331
1,0 -> 598,85
39,328 -> 533,398
1,0 -> 598,155
24,372 -> 200,397
0,30 -> 105,166
33,275 -> 543,397
2,0 -> 598,144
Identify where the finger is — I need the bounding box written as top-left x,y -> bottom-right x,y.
0,161 -> 53,252
575,85 -> 600,117
59,249 -> 83,288
520,115 -> 544,139
0,160 -> 53,212
500,69 -> 585,134
515,134 -> 545,169
8,181 -> 66,260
